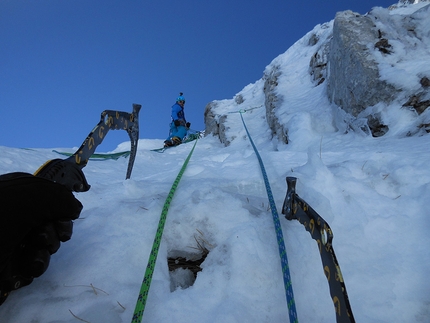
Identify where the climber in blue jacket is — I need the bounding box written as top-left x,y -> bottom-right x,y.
164,93 -> 191,147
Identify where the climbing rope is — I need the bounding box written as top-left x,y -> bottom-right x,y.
227,106 -> 263,115
239,111 -> 298,323
131,139 -> 198,323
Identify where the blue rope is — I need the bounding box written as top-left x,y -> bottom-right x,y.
239,111 -> 298,323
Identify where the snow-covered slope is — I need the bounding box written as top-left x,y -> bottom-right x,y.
205,1 -> 430,145
1,2 -> 430,323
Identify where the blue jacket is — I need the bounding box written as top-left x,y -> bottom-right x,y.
171,103 -> 186,122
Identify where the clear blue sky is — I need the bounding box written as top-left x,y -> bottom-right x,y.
1,0 -> 396,151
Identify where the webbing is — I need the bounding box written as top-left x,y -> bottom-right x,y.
131,139 -> 198,323
239,111 -> 298,323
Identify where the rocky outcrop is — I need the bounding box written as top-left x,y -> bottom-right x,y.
309,39 -> 330,86
263,65 -> 288,144
204,65 -> 289,145
205,2 -> 430,144
316,4 -> 430,136
326,11 -> 398,117
204,102 -> 231,146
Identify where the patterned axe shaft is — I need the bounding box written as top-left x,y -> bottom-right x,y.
34,104 -> 141,192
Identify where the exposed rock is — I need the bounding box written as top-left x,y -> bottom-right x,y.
403,94 -> 430,115
235,94 -> 245,104
308,33 -> 319,46
400,0 -> 421,4
326,10 -> 398,117
263,65 -> 288,144
203,102 -> 218,135
366,114 -> 389,137
374,38 -> 392,54
204,3 -> 430,144
309,42 -> 330,85
420,77 -> 430,88
419,123 -> 430,133
204,102 -> 231,146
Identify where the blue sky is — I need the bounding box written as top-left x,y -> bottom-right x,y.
1,0 -> 396,151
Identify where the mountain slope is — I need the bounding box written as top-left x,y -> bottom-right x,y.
1,2 -> 430,323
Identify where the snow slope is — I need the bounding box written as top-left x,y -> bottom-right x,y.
0,2 -> 429,323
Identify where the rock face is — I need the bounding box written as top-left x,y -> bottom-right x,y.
326,11 -> 398,117
204,102 -> 231,146
205,2 -> 430,144
263,65 -> 288,144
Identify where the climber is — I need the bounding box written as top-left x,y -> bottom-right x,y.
164,93 -> 191,147
0,172 -> 83,305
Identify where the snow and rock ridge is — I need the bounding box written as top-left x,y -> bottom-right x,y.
205,1 -> 430,144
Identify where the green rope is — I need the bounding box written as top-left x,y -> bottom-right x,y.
52,149 -> 131,160
131,139 -> 198,323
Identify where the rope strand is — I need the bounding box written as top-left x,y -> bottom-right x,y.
131,139 -> 198,323
239,111 -> 298,323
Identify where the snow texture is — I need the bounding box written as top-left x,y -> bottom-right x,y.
0,2 -> 430,323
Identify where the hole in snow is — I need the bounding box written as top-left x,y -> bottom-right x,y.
168,255 -> 204,291
167,230 -> 211,291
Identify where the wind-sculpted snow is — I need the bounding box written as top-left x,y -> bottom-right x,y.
1,120 -> 430,322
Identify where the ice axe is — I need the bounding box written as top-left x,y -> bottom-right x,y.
34,104 -> 141,192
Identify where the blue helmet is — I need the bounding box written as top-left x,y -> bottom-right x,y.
176,92 -> 185,103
